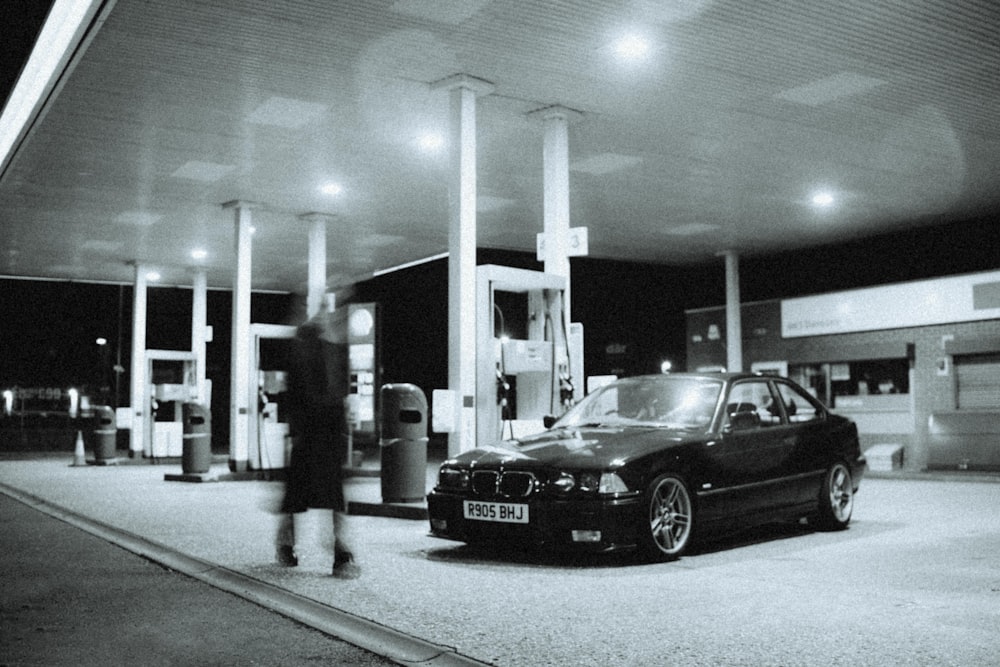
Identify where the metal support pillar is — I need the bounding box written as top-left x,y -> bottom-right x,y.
723,250 -> 743,372
224,201 -> 254,471
300,212 -> 332,319
128,263 -> 148,455
536,106 -> 580,322
191,270 -> 208,406
433,74 -> 494,455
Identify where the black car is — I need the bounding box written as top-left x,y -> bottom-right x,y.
427,372 -> 865,561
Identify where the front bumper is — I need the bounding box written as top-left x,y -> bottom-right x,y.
426,490 -> 643,553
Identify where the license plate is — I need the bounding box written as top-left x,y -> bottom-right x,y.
463,500 -> 529,524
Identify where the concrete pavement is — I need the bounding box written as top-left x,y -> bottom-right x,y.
1,451 -> 999,666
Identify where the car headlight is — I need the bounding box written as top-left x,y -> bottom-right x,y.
550,471 -> 576,493
598,472 -> 629,494
548,471 -> 630,495
578,472 -> 600,492
438,466 -> 469,490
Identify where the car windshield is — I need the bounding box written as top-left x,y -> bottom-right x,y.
554,376 -> 724,431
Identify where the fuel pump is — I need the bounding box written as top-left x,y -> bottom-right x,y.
248,324 -> 295,471
243,303 -> 379,471
476,265 -> 583,447
143,350 -> 198,459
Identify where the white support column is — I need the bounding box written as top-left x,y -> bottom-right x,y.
128,263 -> 148,456
300,212 -> 331,319
191,270 -> 208,406
723,250 -> 743,373
433,74 -> 494,456
224,200 -> 254,471
535,106 -> 581,321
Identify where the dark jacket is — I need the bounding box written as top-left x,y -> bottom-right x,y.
281,319 -> 349,513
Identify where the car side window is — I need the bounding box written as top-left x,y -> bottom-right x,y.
774,381 -> 822,423
725,380 -> 775,430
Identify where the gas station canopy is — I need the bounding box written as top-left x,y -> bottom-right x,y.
2,0 -> 999,291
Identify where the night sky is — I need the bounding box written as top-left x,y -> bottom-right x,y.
1,1 -> 53,103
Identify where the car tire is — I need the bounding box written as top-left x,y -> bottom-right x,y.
814,462 -> 854,530
639,474 -> 694,561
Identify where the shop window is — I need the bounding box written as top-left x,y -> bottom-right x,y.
955,352 -> 1000,410
788,358 -> 909,408
835,359 -> 909,396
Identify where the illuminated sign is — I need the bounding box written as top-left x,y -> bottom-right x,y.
781,270 -> 1000,338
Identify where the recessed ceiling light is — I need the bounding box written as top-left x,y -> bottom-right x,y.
320,182 -> 343,196
190,248 -> 207,260
417,132 -> 444,151
812,191 -> 835,207
145,270 -> 161,282
612,34 -> 652,61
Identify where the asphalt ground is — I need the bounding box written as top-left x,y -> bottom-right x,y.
0,492 -> 396,667
1,452 -> 999,666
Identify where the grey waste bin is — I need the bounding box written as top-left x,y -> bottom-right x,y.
93,405 -> 117,462
380,383 -> 428,503
182,402 -> 212,474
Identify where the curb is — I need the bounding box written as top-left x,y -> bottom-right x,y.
0,481 -> 491,667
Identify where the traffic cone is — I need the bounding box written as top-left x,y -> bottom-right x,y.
70,430 -> 87,467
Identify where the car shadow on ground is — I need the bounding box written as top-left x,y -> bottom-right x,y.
418,518 -> 895,569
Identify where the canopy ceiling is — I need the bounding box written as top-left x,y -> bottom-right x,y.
2,0 -> 998,291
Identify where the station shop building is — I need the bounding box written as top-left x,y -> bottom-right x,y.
686,269 -> 1000,473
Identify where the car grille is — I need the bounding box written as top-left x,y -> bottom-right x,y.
471,470 -> 537,498
471,470 -> 498,496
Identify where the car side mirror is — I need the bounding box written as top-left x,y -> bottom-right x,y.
543,415 -> 558,429
724,410 -> 760,432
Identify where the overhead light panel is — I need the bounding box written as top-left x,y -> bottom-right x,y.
246,96 -> 327,129
171,161 -> 234,182
776,72 -> 886,106
665,223 -> 720,236
571,153 -> 643,175
115,211 -> 162,227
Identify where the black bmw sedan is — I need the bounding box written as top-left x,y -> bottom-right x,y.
427,372 -> 865,561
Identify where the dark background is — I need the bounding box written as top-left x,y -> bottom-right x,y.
2,215 -> 995,449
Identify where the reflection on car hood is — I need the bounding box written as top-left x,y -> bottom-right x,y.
453,426 -> 700,469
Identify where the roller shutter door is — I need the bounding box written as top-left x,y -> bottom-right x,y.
955,353 -> 1000,409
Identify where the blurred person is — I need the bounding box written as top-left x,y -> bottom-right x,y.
275,290 -> 360,579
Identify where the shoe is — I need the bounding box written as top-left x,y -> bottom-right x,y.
276,545 -> 298,567
332,553 -> 360,579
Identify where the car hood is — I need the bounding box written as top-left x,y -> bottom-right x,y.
450,426 -> 703,469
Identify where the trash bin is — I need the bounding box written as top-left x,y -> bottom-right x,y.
93,405 -> 117,463
380,383 -> 428,503
182,402 -> 212,474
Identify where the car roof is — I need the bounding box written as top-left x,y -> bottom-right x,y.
628,372 -> 771,383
